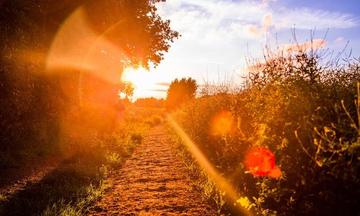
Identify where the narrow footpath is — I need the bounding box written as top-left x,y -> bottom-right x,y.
88,126 -> 217,215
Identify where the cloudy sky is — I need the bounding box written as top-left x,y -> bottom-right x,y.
126,0 -> 360,99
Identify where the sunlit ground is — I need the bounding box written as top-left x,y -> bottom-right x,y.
167,115 -> 252,215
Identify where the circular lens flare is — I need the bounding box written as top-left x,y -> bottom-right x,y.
211,111 -> 234,136
244,147 -> 282,179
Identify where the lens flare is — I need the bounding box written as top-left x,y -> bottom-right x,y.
167,115 -> 252,216
121,66 -> 169,99
46,7 -> 128,84
244,147 -> 281,179
211,111 -> 234,136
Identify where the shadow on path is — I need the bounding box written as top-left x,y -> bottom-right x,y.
0,155 -> 105,216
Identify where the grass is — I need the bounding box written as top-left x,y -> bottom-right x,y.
0,106 -> 158,216
0,156 -> 107,215
170,49 -> 360,215
168,129 -> 226,215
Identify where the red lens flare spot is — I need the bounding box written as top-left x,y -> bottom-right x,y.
210,111 -> 234,136
268,166 -> 282,179
244,147 -> 282,179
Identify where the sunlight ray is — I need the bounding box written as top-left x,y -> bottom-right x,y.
166,115 -> 251,216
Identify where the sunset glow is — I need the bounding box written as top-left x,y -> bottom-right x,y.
121,66 -> 169,99
1,0 -> 359,215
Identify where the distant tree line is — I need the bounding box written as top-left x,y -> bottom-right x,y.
166,77 -> 197,109
134,97 -> 165,108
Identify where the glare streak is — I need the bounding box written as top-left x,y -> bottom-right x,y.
166,115 -> 251,216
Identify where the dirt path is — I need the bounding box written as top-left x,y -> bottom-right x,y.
88,126 -> 217,216
0,157 -> 60,201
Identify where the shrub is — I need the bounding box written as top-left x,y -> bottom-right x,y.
173,48 -> 360,215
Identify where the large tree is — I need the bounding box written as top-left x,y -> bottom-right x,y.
0,0 -> 178,155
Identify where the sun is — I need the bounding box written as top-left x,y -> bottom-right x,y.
122,66 -> 148,87
121,66 -> 158,99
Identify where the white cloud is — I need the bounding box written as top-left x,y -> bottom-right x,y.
335,37 -> 344,43
263,13 -> 272,31
275,8 -> 359,29
150,0 -> 359,97
158,0 -> 358,44
157,0 -> 268,43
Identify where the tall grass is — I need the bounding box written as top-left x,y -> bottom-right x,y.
172,48 -> 360,215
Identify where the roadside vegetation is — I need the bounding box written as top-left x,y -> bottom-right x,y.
171,45 -> 360,215
0,1 -> 176,215
0,106 -> 162,216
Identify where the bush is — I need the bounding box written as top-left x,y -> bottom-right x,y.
173,49 -> 360,215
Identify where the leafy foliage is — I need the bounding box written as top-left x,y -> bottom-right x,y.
119,82 -> 135,99
166,77 -> 197,109
174,48 -> 360,215
0,107 -> 150,215
0,0 -> 178,163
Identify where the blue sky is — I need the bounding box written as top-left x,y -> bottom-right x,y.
125,0 -> 360,98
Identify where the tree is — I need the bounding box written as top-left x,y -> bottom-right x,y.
166,78 -> 197,109
0,0 -> 179,156
82,0 -> 179,68
119,82 -> 134,100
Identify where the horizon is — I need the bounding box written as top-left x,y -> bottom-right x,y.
122,0 -> 360,99
1,1 -> 359,215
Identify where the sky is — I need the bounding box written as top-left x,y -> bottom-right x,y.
123,0 -> 360,99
